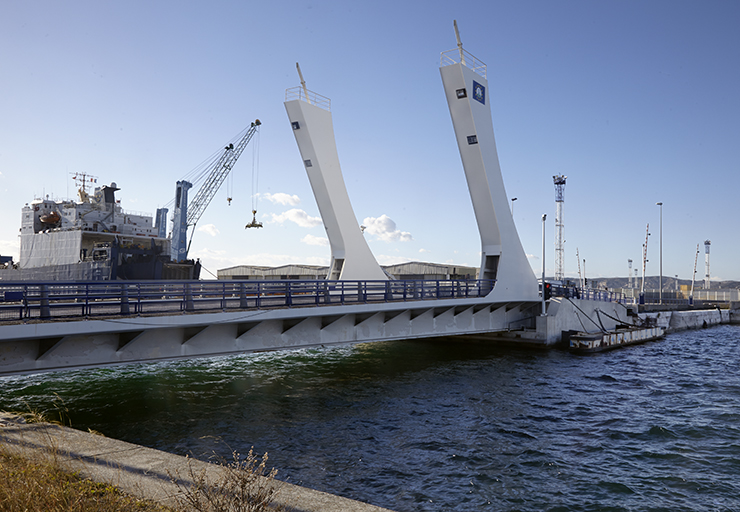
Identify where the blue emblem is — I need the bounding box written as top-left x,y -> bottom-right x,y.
472,80 -> 485,105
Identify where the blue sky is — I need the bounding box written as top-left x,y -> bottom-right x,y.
1,1 -> 738,281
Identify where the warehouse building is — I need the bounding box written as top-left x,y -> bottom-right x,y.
217,261 -> 477,281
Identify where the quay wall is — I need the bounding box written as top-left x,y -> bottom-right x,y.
638,308 -> 738,333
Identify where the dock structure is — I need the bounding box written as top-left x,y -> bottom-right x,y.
439,22 -> 539,302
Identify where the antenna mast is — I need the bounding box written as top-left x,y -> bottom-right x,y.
576,248 -> 583,290
296,63 -> 311,105
453,20 -> 465,65
553,175 -> 567,281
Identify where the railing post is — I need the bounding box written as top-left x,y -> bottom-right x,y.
184,283 -> 194,312
285,282 -> 292,307
83,283 -> 90,316
120,284 -> 130,315
40,284 -> 50,319
239,282 -> 248,309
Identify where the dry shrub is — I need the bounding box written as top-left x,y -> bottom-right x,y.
172,448 -> 292,512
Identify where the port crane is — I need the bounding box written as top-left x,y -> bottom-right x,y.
171,119 -> 261,262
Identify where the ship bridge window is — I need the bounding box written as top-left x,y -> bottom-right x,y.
456,88 -> 467,99
292,121 -> 300,130
467,135 -> 478,145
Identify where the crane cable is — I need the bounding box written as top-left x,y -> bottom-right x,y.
252,128 -> 260,213
245,126 -> 263,228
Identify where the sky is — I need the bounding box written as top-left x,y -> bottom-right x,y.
1,0 -> 739,282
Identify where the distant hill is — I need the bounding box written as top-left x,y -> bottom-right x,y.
582,276 -> 740,291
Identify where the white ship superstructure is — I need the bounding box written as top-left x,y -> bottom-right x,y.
20,182 -> 167,269
3,177 -> 198,281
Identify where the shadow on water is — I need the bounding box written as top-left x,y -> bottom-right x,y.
2,326 -> 740,511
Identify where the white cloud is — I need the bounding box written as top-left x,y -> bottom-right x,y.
361,215 -> 412,242
268,209 -> 322,228
261,192 -> 300,206
301,234 -> 329,246
419,248 -> 430,253
197,224 -> 220,237
0,239 -> 19,259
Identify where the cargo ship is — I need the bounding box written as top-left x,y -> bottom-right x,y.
0,175 -> 199,281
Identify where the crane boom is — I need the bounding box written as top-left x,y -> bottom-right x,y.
170,119 -> 261,262
187,119 -> 261,227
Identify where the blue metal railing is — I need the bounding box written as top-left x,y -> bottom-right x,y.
0,279 -> 495,322
546,283 -> 626,304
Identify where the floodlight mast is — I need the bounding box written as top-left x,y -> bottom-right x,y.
704,240 -> 711,289
553,175 -> 566,282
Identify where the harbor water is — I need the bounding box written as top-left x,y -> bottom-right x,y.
1,325 -> 739,511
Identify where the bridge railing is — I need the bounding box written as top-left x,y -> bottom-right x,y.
0,278 -> 495,322
549,284 -> 626,304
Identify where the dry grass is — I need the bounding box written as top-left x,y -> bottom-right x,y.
170,448 -> 293,512
1,404 -> 289,512
0,449 -> 176,512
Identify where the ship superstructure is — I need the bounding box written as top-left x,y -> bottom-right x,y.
3,176 -> 198,280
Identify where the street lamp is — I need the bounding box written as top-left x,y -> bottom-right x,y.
511,197 -> 518,215
656,202 -> 663,305
541,213 -> 547,316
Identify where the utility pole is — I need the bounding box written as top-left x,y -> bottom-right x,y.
656,202 -> 663,304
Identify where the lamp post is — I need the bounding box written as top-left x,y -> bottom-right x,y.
511,197 -> 518,215
656,202 -> 663,305
541,213 -> 547,316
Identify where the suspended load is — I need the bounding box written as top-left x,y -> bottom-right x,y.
245,209 -> 263,229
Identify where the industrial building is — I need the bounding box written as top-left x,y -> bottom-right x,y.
217,261 -> 477,281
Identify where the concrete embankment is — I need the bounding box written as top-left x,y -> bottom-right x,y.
638,305 -> 740,333
0,413 -> 394,512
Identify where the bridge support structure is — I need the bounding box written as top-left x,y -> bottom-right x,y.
0,298 -> 547,376
440,25 -> 539,302
284,66 -> 387,282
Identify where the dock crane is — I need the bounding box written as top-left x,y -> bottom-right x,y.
170,119 -> 261,262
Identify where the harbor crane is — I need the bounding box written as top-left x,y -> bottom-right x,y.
170,119 -> 261,262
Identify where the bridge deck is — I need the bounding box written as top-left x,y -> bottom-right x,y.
0,279 -> 494,324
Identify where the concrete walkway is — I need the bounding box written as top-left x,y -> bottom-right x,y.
0,413 -> 394,512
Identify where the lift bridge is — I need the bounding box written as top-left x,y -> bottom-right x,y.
0,26 -> 631,376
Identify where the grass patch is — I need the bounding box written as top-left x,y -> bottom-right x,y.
0,450 -> 175,512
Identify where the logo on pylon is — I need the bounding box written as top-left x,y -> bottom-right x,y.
472,81 -> 485,105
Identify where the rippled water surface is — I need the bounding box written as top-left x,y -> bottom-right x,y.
2,325 -> 740,511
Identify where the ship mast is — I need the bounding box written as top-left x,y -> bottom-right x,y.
71,172 -> 98,202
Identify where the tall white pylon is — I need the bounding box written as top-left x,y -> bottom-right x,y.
284,64 -> 387,281
553,175 -> 566,282
439,22 -> 539,301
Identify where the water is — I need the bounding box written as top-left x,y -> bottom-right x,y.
2,325 -> 739,511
